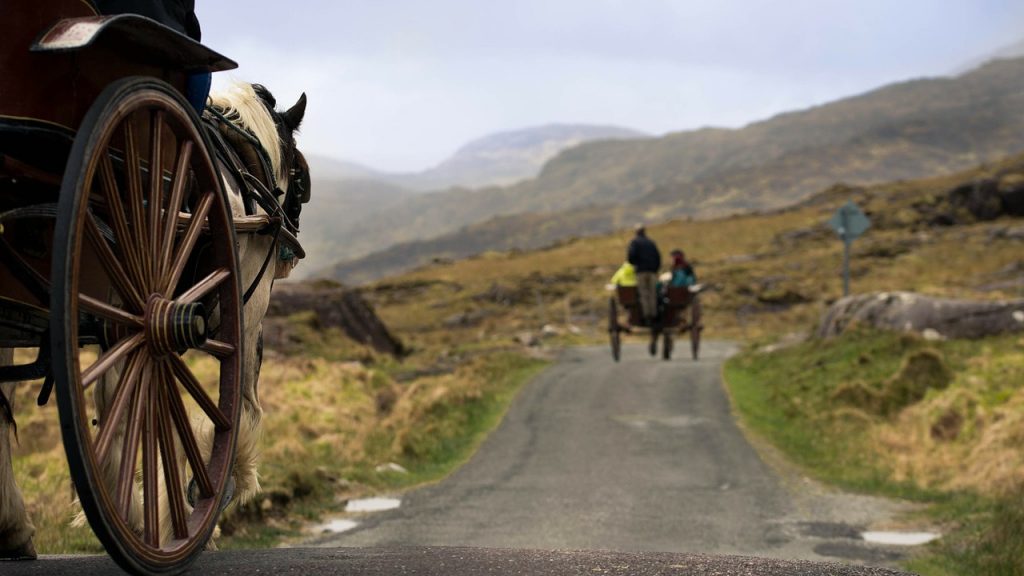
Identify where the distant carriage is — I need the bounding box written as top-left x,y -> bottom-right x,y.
0,1 -> 307,574
608,285 -> 703,361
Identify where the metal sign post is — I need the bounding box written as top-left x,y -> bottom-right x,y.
828,201 -> 871,297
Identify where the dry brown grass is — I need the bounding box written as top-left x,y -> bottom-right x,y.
876,346 -> 1024,496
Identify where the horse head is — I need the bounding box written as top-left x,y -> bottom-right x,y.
207,82 -> 310,278
251,84 -> 309,220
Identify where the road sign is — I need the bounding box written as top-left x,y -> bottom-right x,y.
828,201 -> 871,241
827,201 -> 871,297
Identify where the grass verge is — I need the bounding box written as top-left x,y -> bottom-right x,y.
723,329 -> 1024,575
219,347 -> 548,548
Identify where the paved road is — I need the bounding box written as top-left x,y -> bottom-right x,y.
309,343 -> 918,570
3,547 -> 912,575
4,343 -> 918,575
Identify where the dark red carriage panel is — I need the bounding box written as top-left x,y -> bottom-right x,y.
665,286 -> 692,307
617,286 -> 638,306
0,1 -> 236,134
614,286 -> 643,326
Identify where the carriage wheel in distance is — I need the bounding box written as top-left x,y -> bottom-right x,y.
690,296 -> 702,360
608,297 -> 621,362
662,330 -> 673,360
51,78 -> 243,575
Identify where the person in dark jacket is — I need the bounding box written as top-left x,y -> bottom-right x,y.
93,0 -> 201,38
627,224 -> 661,325
93,0 -> 210,113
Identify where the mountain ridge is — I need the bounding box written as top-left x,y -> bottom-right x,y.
310,57 -> 1024,284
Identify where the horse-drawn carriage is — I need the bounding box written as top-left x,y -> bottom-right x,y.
608,285 -> 703,361
1,2 -> 307,574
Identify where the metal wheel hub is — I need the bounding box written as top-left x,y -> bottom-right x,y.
145,294 -> 207,354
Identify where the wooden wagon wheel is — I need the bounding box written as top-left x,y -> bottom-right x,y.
608,297 -> 621,363
690,295 -> 702,360
51,77 -> 243,575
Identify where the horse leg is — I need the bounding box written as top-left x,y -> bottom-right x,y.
81,360 -> 144,536
0,349 -> 36,559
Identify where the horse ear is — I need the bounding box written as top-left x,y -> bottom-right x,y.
283,93 -> 307,132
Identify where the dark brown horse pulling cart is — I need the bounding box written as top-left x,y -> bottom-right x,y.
608,285 -> 703,362
0,2 -> 300,573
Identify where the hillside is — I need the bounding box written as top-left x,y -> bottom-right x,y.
313,57 -> 1024,283
297,125 -> 645,278
361,151 -> 1024,351
274,150 -> 1024,571
299,177 -> 413,270
386,124 -> 647,191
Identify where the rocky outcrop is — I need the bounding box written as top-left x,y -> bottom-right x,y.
925,171 -> 1024,226
267,281 -> 405,356
818,291 -> 1024,340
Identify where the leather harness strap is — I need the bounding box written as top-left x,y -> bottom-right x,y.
200,109 -> 291,304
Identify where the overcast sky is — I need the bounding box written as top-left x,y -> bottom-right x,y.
197,1 -> 1024,172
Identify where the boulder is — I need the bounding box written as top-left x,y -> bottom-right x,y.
942,172 -> 1024,223
268,281 -> 405,356
515,332 -> 540,347
818,291 -> 1024,340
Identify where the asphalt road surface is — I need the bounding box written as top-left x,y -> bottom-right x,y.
6,342 -> 919,575
308,343 -> 920,571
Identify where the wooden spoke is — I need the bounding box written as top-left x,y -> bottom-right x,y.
79,293 -> 144,329
148,111 -> 164,285
123,122 -> 151,291
159,140 -> 193,280
81,332 -> 145,390
98,154 -> 148,293
156,372 -> 189,539
177,268 -> 230,305
164,364 -> 214,500
116,358 -> 149,518
167,354 -> 231,431
94,351 -> 145,466
57,79 -> 245,570
199,339 -> 235,359
142,371 -> 159,547
84,214 -> 146,312
163,192 -> 213,296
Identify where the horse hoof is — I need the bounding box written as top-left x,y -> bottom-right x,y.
0,538 -> 37,560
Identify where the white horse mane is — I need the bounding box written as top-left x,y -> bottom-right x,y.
207,81 -> 286,189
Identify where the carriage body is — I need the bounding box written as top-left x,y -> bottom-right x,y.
0,0 -> 236,329
0,2 -> 256,574
608,284 -> 703,361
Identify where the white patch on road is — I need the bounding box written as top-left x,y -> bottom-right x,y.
861,531 -> 939,545
612,414 -> 709,429
317,519 -> 359,533
346,497 -> 402,513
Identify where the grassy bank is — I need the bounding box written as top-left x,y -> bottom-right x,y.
214,322 -> 549,547
9,326 -> 547,552
724,330 -> 1024,575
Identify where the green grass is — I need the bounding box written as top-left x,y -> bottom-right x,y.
724,330 -> 1024,575
905,489 -> 1024,576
